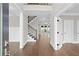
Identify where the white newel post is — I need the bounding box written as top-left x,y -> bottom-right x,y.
20,12 -> 23,49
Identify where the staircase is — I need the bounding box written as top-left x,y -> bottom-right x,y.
28,16 -> 37,41
28,16 -> 37,23
28,25 -> 37,40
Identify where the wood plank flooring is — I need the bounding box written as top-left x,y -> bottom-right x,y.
9,33 -> 79,56
9,42 -> 19,56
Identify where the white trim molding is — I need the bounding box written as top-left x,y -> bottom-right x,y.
20,12 -> 23,49
62,13 -> 79,16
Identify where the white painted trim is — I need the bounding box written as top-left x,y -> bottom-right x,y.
62,41 -> 79,44
9,40 -> 19,42
57,17 -> 64,50
23,5 -> 52,11
50,41 -> 54,49
20,40 -> 36,49
62,13 -> 79,16
21,34 -> 36,49
27,40 -> 36,42
58,17 -> 64,41
22,40 -> 28,49
20,12 -> 23,49
53,17 -> 58,50
20,33 -> 36,49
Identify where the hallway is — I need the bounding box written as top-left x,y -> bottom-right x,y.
13,33 -> 55,56
9,33 -> 79,56
8,3 -> 79,56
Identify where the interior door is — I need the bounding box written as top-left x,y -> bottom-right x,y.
77,20 -> 79,41
64,20 -> 74,43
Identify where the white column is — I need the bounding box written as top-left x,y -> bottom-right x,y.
50,16 -> 58,50
20,12 -> 23,49
57,17 -> 63,49
53,17 -> 58,50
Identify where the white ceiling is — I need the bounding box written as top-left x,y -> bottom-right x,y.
60,4 -> 79,20
9,3 -> 53,16
61,4 -> 79,16
64,4 -> 79,14
24,10 -> 52,17
9,3 -> 79,19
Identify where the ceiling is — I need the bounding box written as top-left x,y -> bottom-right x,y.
9,3 -> 53,16
9,3 -> 79,19
60,4 -> 79,20
63,4 -> 79,14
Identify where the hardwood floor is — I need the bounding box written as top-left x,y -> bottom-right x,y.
9,42 -> 19,56
9,33 -> 79,56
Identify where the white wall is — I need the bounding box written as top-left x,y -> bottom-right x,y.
60,16 -> 79,44
9,16 -> 20,27
63,20 -> 74,43
77,20 -> 79,42
9,15 -> 20,42
9,27 -> 20,42
60,15 -> 79,43
53,3 -> 73,16
9,3 -> 20,42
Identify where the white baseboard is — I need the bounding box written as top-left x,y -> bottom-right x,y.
9,27 -> 20,42
22,40 -> 28,49
20,40 -> 36,49
9,40 -> 19,42
62,41 -> 79,44
27,40 -> 36,42
50,41 -> 57,50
